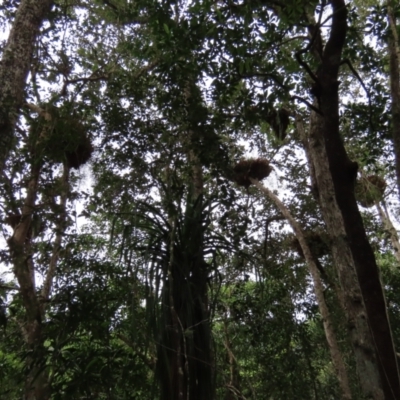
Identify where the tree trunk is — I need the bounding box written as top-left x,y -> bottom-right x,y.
307,108 -> 384,399
157,80 -> 214,400
387,0 -> 400,198
187,154 -> 214,400
377,202 -> 400,265
252,178 -> 352,400
0,0 -> 53,174
223,319 -> 242,400
305,1 -> 400,398
6,111 -> 69,399
7,161 -> 51,400
158,158 -> 214,400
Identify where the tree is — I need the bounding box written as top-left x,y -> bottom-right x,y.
303,2 -> 399,397
0,0 -> 53,174
1,1 -> 400,399
387,0 -> 400,197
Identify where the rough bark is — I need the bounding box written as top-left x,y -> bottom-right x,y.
308,107 -> 384,400
251,178 -> 352,400
295,116 -> 319,200
387,0 -> 400,198
0,0 -> 53,174
304,1 -> 399,398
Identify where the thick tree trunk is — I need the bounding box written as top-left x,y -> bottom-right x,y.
160,215 -> 186,400
308,107 -> 384,400
0,0 -> 53,174
158,159 -> 213,400
387,0 -> 400,198
252,179 -> 352,399
305,1 -> 400,398
187,155 -> 214,400
157,80 -> 214,400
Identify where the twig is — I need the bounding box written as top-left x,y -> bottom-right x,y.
291,96 -> 323,114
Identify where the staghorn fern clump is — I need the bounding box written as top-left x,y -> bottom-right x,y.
233,158 -> 272,188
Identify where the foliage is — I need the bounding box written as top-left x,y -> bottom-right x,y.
1,0 -> 400,399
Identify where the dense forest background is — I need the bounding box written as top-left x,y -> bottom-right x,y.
1,0 -> 400,399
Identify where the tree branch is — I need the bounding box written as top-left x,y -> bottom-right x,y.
250,177 -> 352,399
291,96 -> 323,114
41,164 -> 70,304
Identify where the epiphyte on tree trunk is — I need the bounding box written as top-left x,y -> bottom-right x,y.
31,105 -> 93,169
233,158 -> 272,188
265,108 -> 290,140
355,175 -> 386,208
